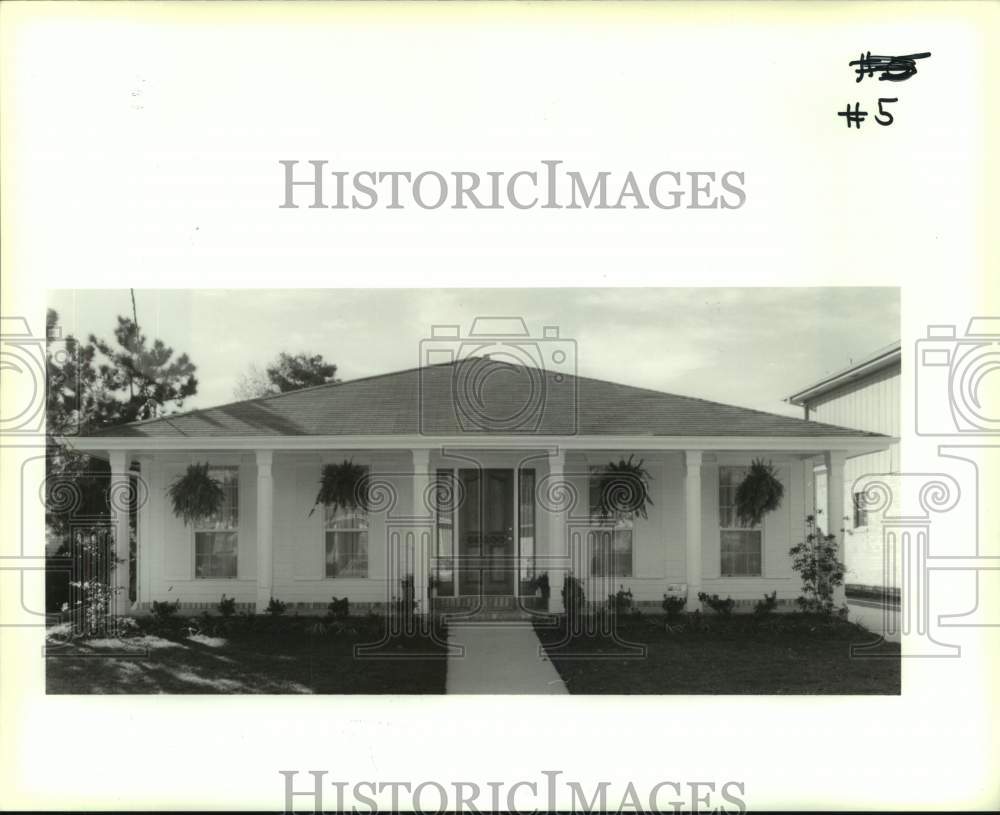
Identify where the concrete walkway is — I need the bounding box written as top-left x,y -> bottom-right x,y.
849,599 -> 901,643
445,624 -> 568,694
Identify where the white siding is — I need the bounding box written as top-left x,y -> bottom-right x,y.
804,361 -> 900,589
806,362 -> 900,437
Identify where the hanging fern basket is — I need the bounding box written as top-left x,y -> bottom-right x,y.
312,460 -> 369,515
734,458 -> 784,526
590,455 -> 654,520
168,462 -> 225,526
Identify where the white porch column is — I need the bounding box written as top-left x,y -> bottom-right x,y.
547,449 -> 567,613
824,450 -> 848,606
684,450 -> 703,612
412,448 -> 432,615
109,449 -> 132,618
255,450 -> 274,612
134,454 -> 153,607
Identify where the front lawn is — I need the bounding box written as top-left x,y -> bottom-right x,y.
46,616 -> 449,694
535,614 -> 900,694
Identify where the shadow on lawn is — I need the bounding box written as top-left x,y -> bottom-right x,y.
534,614 -> 901,695
45,619 -> 449,694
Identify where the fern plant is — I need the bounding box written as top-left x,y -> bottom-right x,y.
735,458 -> 784,526
312,460 -> 369,516
167,463 -> 225,525
590,455 -> 653,520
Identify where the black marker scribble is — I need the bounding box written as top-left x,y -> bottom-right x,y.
849,51 -> 931,82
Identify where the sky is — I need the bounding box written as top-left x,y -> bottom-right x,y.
47,288 -> 899,419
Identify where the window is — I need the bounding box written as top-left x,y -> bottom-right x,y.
194,466 -> 239,579
324,468 -> 369,578
589,476 -> 634,578
852,491 -> 869,529
718,466 -> 762,577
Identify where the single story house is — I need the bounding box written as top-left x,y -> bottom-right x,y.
787,341 -> 901,594
70,357 -> 893,617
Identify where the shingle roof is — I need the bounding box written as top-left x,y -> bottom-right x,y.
84,358 -> 885,439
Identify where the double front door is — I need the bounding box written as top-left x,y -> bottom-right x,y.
458,468 -> 516,596
434,466 -> 537,598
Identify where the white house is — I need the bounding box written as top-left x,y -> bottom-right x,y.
70,357 -> 892,617
787,342 -> 901,594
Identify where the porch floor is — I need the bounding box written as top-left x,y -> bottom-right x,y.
445,623 -> 568,695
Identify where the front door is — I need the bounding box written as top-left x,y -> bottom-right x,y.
458,468 -> 515,596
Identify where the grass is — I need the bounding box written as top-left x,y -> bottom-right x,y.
45,616 -> 449,694
534,613 -> 901,695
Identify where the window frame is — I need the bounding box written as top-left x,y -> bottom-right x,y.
192,465 -> 240,580
852,490 -> 869,529
322,465 -> 370,580
718,464 -> 763,578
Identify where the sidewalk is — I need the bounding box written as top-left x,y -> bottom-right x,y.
445,623 -> 568,694
849,599 -> 901,643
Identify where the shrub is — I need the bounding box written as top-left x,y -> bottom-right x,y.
754,591 -> 778,617
562,574 -> 586,619
790,515 -> 846,616
151,599 -> 180,621
536,572 -> 550,599
327,595 -> 350,620
662,594 -> 686,622
608,584 -> 635,616
697,592 -> 735,616
264,597 -> 287,616
392,576 -> 417,621
217,594 -> 236,617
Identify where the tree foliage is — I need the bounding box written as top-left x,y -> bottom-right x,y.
265,352 -> 339,393
88,315 -> 198,427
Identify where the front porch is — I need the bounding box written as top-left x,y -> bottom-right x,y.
85,440 -> 868,621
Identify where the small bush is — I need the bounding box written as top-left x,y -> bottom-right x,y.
662,594 -> 686,621
562,574 -> 586,619
264,597 -> 287,616
697,592 -> 735,616
151,599 -> 180,621
217,594 -> 237,617
327,595 -> 350,620
608,585 -> 635,616
392,576 -> 417,621
790,515 -> 847,616
536,572 -> 550,599
754,591 -> 778,617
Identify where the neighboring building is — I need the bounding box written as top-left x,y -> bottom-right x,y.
72,356 -> 891,617
787,341 -> 901,593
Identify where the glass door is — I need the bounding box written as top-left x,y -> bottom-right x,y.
458,468 -> 515,596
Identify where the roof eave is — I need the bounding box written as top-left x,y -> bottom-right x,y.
787,344 -> 902,406
69,432 -> 896,458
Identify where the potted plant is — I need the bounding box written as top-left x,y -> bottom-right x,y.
590,455 -> 653,520
311,459 -> 369,515
167,462 -> 224,525
734,458 -> 784,526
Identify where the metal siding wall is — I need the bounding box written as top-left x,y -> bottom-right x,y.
808,364 -> 900,436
